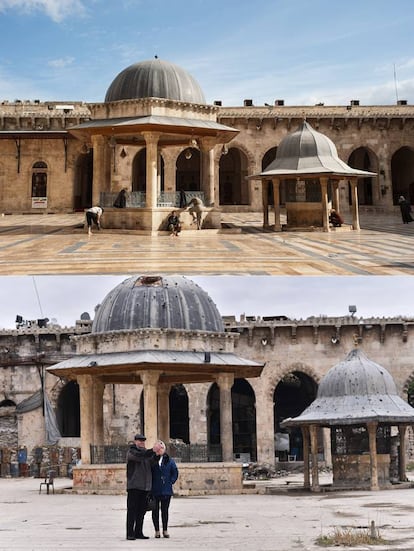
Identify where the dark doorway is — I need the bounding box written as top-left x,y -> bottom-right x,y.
176,148 -> 201,192
232,378 -> 257,461
74,151 -> 93,210
274,372 -> 317,460
348,147 -> 377,205
132,149 -> 165,194
391,147 -> 414,205
169,384 -> 189,443
57,381 -> 80,437
219,147 -> 249,205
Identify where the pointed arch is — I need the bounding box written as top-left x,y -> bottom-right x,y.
391,146 -> 414,205
57,381 -> 80,437
273,370 -> 318,461
232,378 -> 257,461
169,384 -> 189,443
348,147 -> 378,205
176,148 -> 201,192
219,146 -> 250,205
74,150 -> 93,210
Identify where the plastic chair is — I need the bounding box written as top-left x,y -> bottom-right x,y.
39,470 -> 55,494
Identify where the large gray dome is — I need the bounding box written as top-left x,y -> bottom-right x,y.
92,275 -> 223,333
105,58 -> 206,104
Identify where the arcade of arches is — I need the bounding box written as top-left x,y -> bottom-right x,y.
56,373 -> 319,463
69,144 -> 414,210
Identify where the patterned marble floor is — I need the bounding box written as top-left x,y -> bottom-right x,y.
0,210 -> 413,276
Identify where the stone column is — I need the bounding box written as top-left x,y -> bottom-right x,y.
91,135 -> 111,206
320,176 -> 330,232
217,372 -> 234,462
322,427 -> 332,468
262,180 -> 269,229
309,424 -> 320,491
255,385 -> 274,464
301,426 -> 310,489
162,151 -> 176,194
157,383 -> 171,445
78,374 -> 94,464
350,178 -> 360,230
142,132 -> 160,208
398,425 -> 407,482
332,181 -> 340,213
272,178 -> 282,231
141,371 -> 160,446
93,378 -> 105,446
367,422 -> 379,490
200,139 -> 216,206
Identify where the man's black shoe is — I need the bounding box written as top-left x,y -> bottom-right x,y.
136,535 -> 149,539
126,536 -> 135,540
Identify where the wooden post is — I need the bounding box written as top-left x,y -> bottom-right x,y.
320,176 -> 330,232
399,425 -> 407,482
262,180 -> 269,229
367,422 -> 379,490
78,374 -> 94,464
309,425 -> 320,491
302,426 -> 310,489
272,178 -> 282,231
350,178 -> 360,230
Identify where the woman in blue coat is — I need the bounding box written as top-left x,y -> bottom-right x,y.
151,440 -> 179,538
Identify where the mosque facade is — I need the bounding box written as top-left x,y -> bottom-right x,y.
0,58 -> 413,221
1,276 -> 414,478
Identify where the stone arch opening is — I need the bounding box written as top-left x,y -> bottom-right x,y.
0,399 -> 16,407
74,150 -> 93,210
391,147 -> 414,205
176,148 -> 201,193
348,147 -> 378,205
207,382 -> 220,448
232,378 -> 257,461
219,147 -> 249,205
132,149 -> 165,194
31,161 -> 48,208
57,381 -> 80,437
274,371 -> 317,460
207,379 -> 257,461
262,147 -> 277,205
169,384 -> 189,444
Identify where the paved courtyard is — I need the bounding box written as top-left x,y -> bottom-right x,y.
0,210 -> 413,276
2,475 -> 414,551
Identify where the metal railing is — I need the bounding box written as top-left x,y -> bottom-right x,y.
90,443 -> 222,464
99,191 -> 205,209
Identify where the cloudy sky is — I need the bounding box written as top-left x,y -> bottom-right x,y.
0,0 -> 413,105
1,275 -> 413,329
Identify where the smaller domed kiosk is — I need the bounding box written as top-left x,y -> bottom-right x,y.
250,121 -> 376,232
47,275 -> 264,494
69,58 -> 238,233
282,348 -> 414,491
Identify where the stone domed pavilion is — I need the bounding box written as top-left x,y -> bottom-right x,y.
47,275 -> 264,493
68,58 -> 238,232
282,348 -> 414,491
251,120 -> 376,231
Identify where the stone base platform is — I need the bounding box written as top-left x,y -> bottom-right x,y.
72,462 -> 243,495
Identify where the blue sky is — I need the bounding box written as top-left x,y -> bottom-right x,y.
0,0 -> 413,105
0,275 -> 413,329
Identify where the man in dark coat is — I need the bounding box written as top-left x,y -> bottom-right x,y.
126,434 -> 163,540
398,195 -> 413,223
